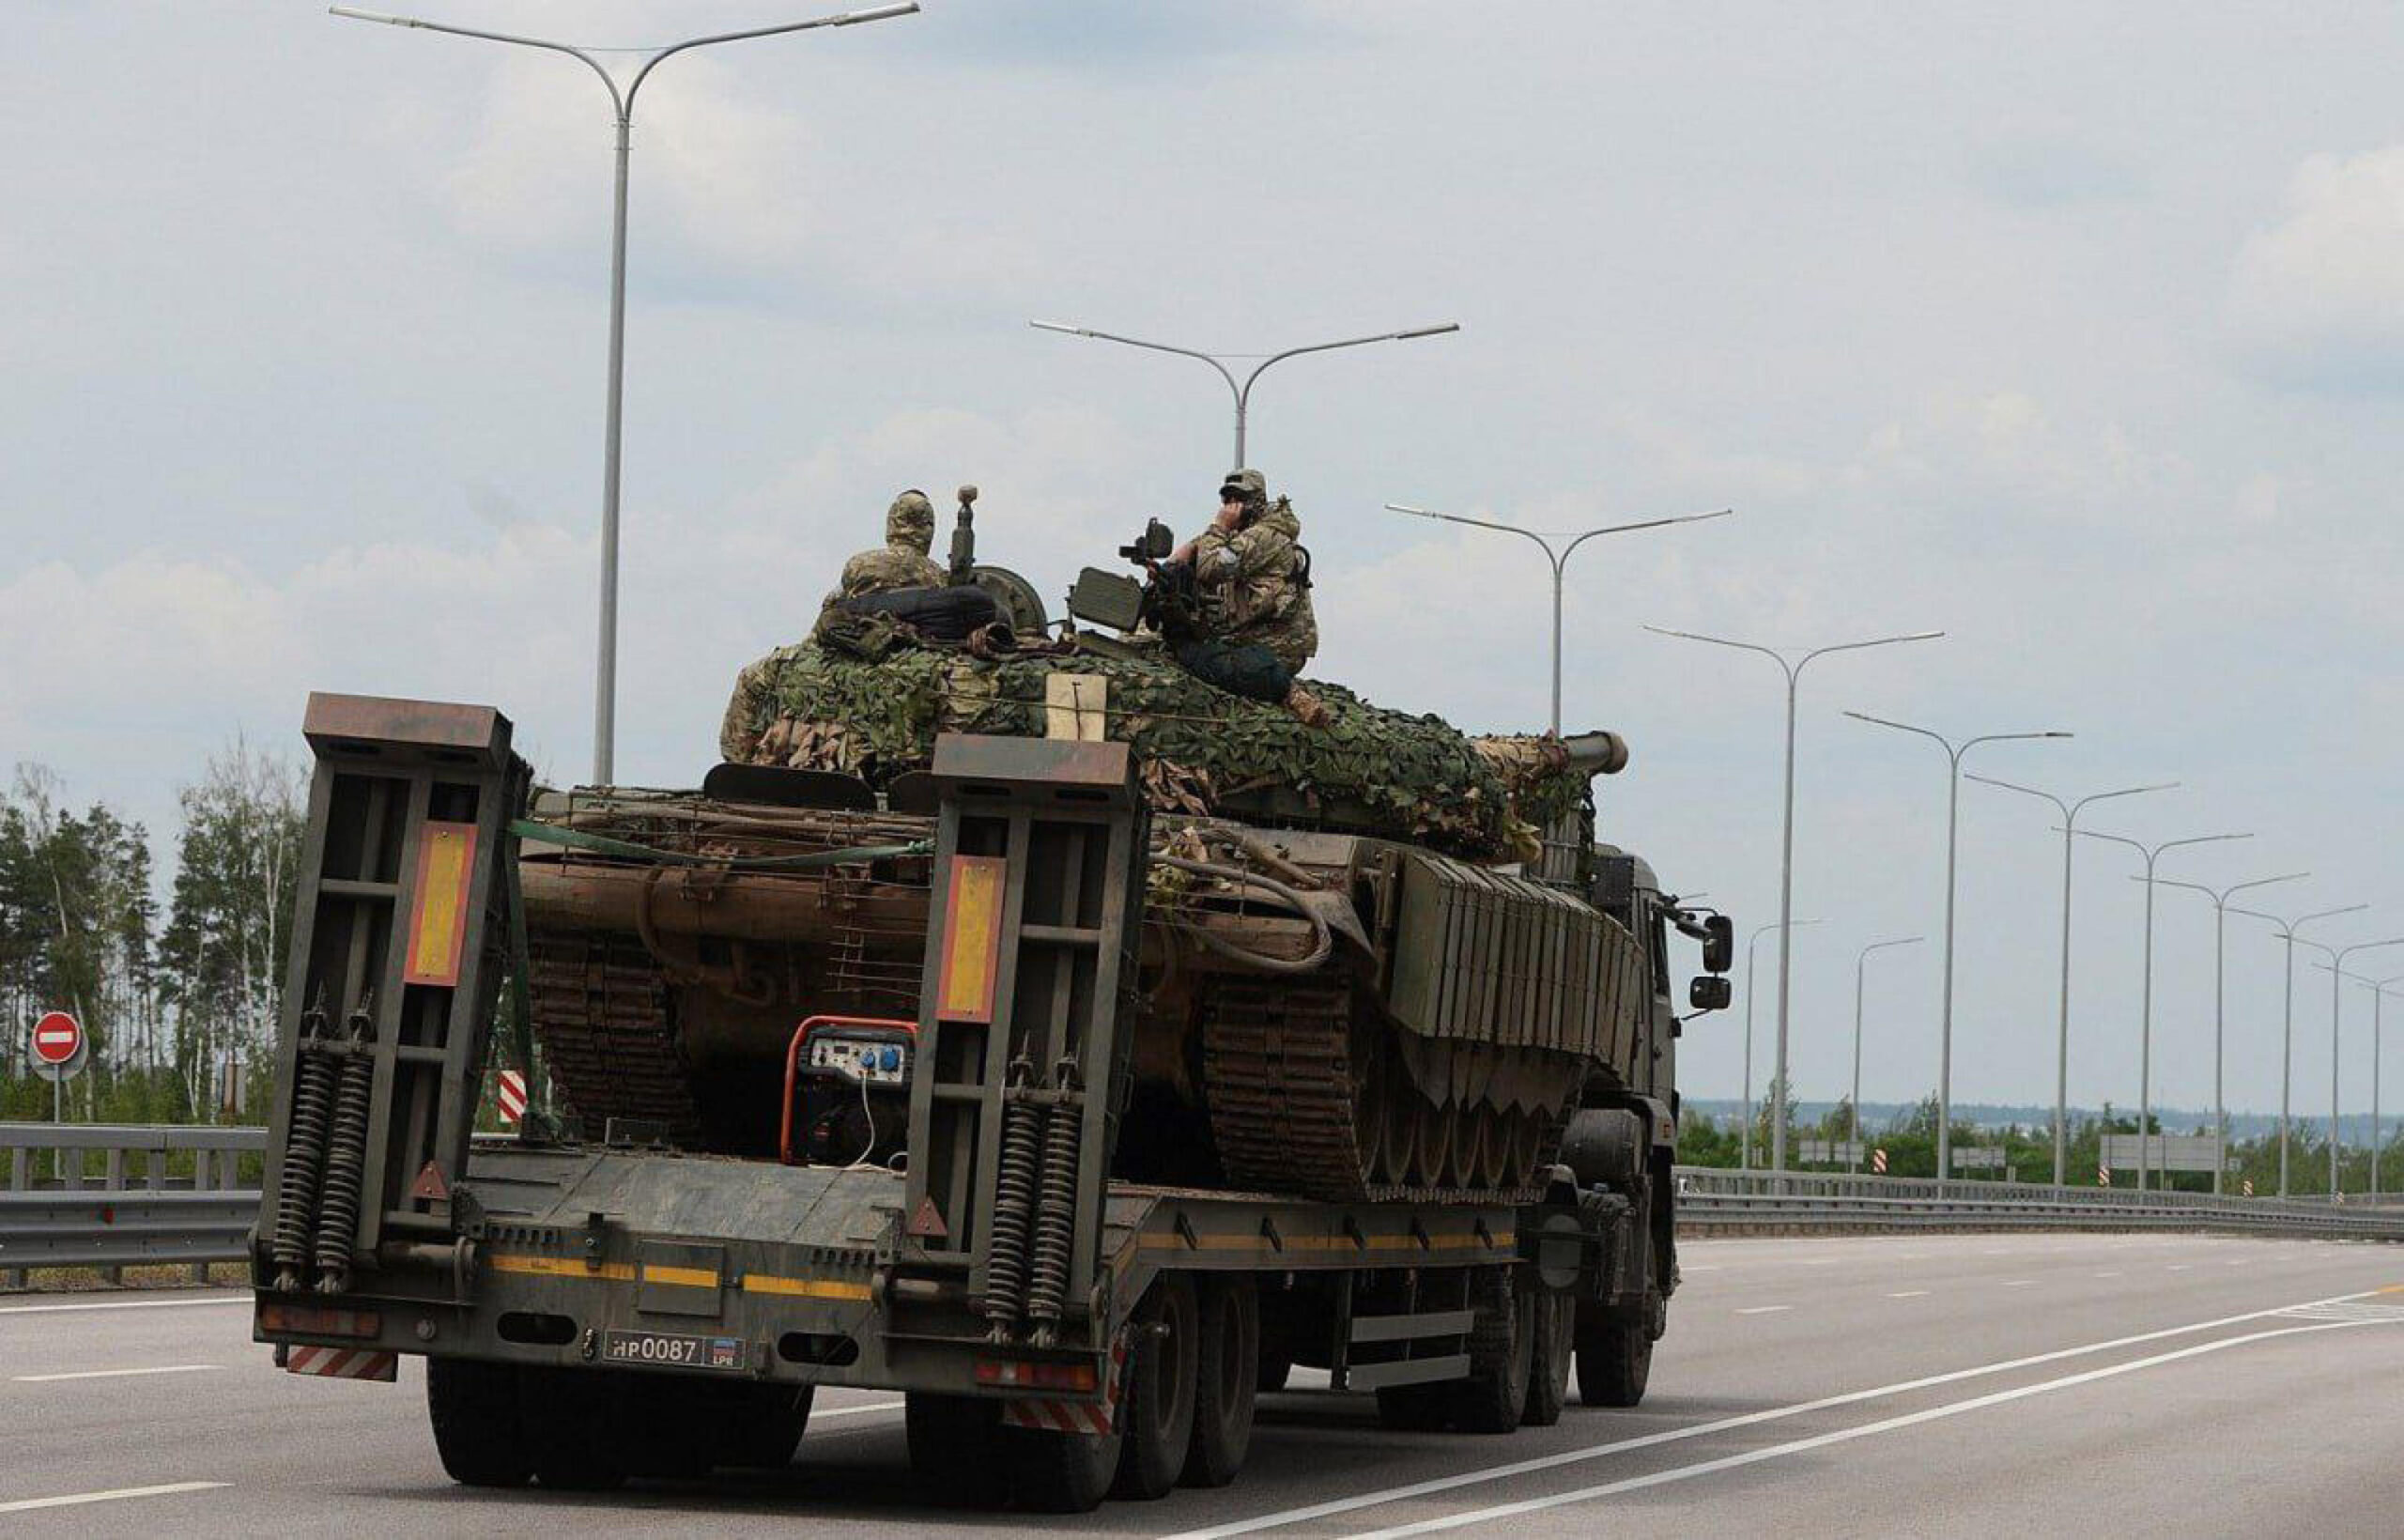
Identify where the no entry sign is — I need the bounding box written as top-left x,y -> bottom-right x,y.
32,1012 -> 82,1066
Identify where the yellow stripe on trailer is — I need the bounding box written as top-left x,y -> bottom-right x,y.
486,1253 -> 638,1283
741,1272 -> 873,1302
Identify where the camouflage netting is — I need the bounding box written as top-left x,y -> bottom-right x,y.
717,631 -> 1574,858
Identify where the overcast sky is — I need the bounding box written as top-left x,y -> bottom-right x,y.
6,3 -> 2402,1125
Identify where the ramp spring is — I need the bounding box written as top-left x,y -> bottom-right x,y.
983,1060 -> 1040,1341
313,1003 -> 378,1295
1025,1062 -> 1084,1345
270,1001 -> 335,1293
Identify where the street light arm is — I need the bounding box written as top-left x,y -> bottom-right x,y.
625,3 -> 918,105
2157,831 -> 2251,857
1239,323 -> 1460,404
331,6 -> 623,105
1843,708 -> 1952,756
1962,773 -> 2069,820
1798,631 -> 1945,679
1643,625 -> 1795,677
1029,321 -> 1241,402
1557,508 -> 1734,564
2227,871 -> 2311,902
1861,935 -> 1926,960
2071,826 -> 2148,859
1385,504 -> 1558,561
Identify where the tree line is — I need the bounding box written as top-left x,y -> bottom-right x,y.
0,745 -> 300,1125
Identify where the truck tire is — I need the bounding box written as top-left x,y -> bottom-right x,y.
1113,1273 -> 1200,1500
717,1383 -> 814,1470
1006,1425 -> 1123,1514
523,1367 -> 627,1490
425,1358 -> 532,1488
1445,1268 -> 1534,1435
1575,1308 -> 1653,1408
1182,1275 -> 1259,1487
1521,1293 -> 1576,1427
906,1393 -> 1007,1507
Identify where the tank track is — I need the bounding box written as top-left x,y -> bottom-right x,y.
1198,975 -> 1558,1205
525,935 -> 700,1140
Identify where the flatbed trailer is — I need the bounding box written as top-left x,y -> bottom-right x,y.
250,695 -> 1694,1513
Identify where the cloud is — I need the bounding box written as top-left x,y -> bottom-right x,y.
2229,144 -> 2404,390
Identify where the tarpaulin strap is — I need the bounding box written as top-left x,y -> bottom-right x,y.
508,818 -> 928,870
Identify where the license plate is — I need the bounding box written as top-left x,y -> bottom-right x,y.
600,1330 -> 747,1372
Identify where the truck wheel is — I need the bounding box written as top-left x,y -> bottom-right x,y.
1444,1268 -> 1533,1435
1006,1426 -> 1123,1514
717,1383 -> 814,1470
1183,1275 -> 1258,1487
425,1358 -> 532,1488
1575,1307 -> 1653,1408
1113,1273 -> 1200,1500
906,1393 -> 1007,1507
524,1367 -> 627,1490
1521,1293 -> 1576,1427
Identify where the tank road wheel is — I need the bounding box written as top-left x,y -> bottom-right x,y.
1114,1273 -> 1201,1501
1444,1268 -> 1534,1435
1183,1275 -> 1260,1487
522,1367 -> 626,1490
425,1358 -> 532,1488
1521,1293 -> 1577,1427
1575,1306 -> 1654,1408
906,1392 -> 1008,1507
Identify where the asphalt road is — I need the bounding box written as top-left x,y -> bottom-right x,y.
5,1231 -> 2400,1537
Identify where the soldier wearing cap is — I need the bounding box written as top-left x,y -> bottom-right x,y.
824,490 -> 947,611
1171,468 -> 1318,673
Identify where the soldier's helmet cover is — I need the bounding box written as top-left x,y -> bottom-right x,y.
886,489 -> 936,553
1219,468 -> 1269,510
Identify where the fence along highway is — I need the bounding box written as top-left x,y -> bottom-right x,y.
4,1230 -> 2398,1534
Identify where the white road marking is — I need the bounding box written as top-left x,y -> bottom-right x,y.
0,1482 -> 227,1515
1800,1258 -> 1836,1267
1683,1265 -> 1723,1272
2000,1280 -> 2034,1288
810,1399 -> 906,1420
2094,1271 -> 2122,1278
1888,1290 -> 1930,1299
0,1296 -> 247,1317
1734,1306 -> 1791,1316
2168,1265 -> 2193,1271
14,1364 -> 223,1383
1168,1286 -> 2396,1540
1344,1318 -> 2377,1537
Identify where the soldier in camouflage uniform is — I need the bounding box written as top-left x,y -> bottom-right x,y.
824,489 -> 947,611
1176,468 -> 1318,673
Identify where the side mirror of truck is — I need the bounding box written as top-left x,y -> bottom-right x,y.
1688,975 -> 1732,1012
1701,915 -> 1734,974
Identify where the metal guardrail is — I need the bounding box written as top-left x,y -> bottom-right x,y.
0,1122 -> 266,1285
1674,1166 -> 2404,1240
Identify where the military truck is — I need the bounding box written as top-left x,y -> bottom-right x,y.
249,688 -> 1730,1513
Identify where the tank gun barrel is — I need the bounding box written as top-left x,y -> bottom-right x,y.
1558,730 -> 1629,777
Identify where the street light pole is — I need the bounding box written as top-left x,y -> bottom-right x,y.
1386,504 -> 1732,734
1030,320 -> 1459,470
1853,936 -> 1924,1173
1966,776 -> 2177,1185
1844,714 -> 2071,1183
1743,918 -> 1820,1169
2230,903 -> 2367,1196
2299,937 -> 2404,1197
331,3 -> 920,786
2140,871 -> 2307,1194
2064,829 -> 2250,1191
2370,974 -> 2404,1200
1645,629 -> 1941,1176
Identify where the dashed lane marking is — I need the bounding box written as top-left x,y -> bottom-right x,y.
2000,1281 -> 2034,1288
0,1483 -> 227,1515
0,1297 -> 247,1317
810,1399 -> 906,1420
1888,1291 -> 1930,1299
1734,1306 -> 1792,1316
14,1364 -> 222,1383
1341,1317 -> 2383,1537
1167,1285 -> 2404,1540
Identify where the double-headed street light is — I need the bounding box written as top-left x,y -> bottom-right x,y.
1967,776 -> 2177,1185
2140,870 -> 2307,1194
1844,714 -> 2071,1183
1386,504 -> 1733,734
2366,974 -> 2404,1199
2066,829 -> 2251,1191
1029,319 -> 1458,470
2228,902 -> 2368,1196
1645,629 -> 1943,1176
1852,936 -> 1924,1173
1743,918 -> 1821,1169
331,2 -> 922,786
2296,936 -> 2404,1197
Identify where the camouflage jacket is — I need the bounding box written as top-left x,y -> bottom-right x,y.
823,491 -> 946,610
1192,497 -> 1318,672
